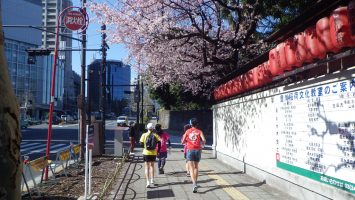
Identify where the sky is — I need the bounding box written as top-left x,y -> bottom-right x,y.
71,0 -> 137,81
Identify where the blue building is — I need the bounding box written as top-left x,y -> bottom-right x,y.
88,59 -> 131,113
2,0 -> 65,120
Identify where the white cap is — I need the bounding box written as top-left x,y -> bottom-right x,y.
146,123 -> 154,130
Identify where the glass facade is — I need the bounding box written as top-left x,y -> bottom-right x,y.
88,60 -> 131,112
4,39 -> 65,119
2,0 -> 65,119
108,61 -> 131,100
4,40 -> 43,107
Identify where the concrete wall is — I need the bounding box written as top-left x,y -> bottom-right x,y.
213,66 -> 355,200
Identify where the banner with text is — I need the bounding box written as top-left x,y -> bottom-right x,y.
276,78 -> 355,193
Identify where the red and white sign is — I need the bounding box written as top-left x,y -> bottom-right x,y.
64,10 -> 86,31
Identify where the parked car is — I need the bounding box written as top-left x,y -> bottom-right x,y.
117,116 -> 128,126
26,118 -> 42,125
20,119 -> 28,129
128,116 -> 137,125
46,116 -> 61,125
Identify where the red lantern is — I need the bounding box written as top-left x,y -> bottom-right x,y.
349,0 -> 355,40
277,42 -> 290,72
316,17 -> 340,53
257,62 -> 273,85
269,48 -> 282,76
220,83 -> 227,99
213,88 -> 220,100
285,37 -> 303,69
229,79 -> 238,96
235,77 -> 243,94
304,26 -> 326,60
329,6 -> 355,49
295,32 -> 313,63
228,80 -> 236,97
251,67 -> 260,88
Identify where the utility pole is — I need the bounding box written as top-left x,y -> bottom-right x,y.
79,0 -> 87,159
141,78 -> 144,124
100,24 -> 107,149
87,66 -> 91,126
136,75 -> 140,126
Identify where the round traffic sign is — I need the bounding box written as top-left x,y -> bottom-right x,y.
64,10 -> 86,31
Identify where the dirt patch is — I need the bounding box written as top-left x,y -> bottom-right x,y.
23,156 -> 123,200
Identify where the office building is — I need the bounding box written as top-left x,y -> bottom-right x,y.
42,0 -> 75,112
2,0 -> 65,119
88,59 -> 131,113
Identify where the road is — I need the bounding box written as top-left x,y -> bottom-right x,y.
20,119 -> 212,161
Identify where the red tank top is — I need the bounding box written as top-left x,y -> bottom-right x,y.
185,127 -> 202,150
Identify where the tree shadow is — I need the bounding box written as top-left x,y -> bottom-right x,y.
215,90 -> 269,161
166,170 -> 213,177
306,98 -> 354,173
156,178 -> 216,187
197,180 -> 266,194
23,195 -> 77,200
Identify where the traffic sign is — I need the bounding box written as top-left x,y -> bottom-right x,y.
64,10 -> 86,31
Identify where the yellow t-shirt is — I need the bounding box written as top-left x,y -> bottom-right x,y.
139,131 -> 161,155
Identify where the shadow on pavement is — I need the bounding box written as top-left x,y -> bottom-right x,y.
197,180 -> 266,194
156,178 -> 216,187
147,189 -> 174,199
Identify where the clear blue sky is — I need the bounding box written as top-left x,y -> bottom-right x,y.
71,0 -> 137,80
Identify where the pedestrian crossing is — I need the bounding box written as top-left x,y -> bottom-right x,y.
21,141 -> 74,160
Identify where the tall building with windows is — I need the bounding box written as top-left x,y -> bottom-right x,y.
88,60 -> 131,113
42,0 -> 75,112
2,0 -> 65,119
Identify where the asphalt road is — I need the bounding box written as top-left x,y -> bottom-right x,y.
20,119 -> 212,161
21,120 -> 123,160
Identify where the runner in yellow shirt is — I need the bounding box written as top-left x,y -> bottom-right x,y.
140,123 -> 161,188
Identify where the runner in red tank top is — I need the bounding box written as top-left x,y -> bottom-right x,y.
181,118 -> 206,193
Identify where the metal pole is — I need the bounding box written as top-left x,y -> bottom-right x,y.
136,76 -> 140,125
80,0 -> 87,159
140,79 -> 144,124
44,8 -> 61,181
87,66 -> 91,126
101,24 -> 107,153
84,125 -> 88,199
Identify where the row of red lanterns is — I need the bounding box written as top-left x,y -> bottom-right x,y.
214,2 -> 355,101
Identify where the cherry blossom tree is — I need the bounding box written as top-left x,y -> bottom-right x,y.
88,0 -> 315,96
88,0 -> 268,95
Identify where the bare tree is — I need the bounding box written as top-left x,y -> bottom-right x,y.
0,2 -> 22,199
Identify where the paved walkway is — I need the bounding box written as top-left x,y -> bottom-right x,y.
108,148 -> 296,200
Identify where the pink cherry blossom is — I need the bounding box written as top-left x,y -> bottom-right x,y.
87,0 -> 266,95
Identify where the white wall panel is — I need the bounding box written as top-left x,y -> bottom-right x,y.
213,67 -> 355,200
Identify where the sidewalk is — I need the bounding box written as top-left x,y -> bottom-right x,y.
108,148 -> 296,200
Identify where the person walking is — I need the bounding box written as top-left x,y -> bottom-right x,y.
155,124 -> 171,174
181,118 -> 206,193
183,124 -> 192,176
128,121 -> 136,155
140,123 -> 161,188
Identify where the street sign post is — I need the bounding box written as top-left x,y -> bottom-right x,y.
64,10 -> 86,31
44,6 -> 88,181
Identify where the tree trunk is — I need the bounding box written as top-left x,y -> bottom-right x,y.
0,2 -> 22,199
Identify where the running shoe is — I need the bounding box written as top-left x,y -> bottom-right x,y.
193,185 -> 197,193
